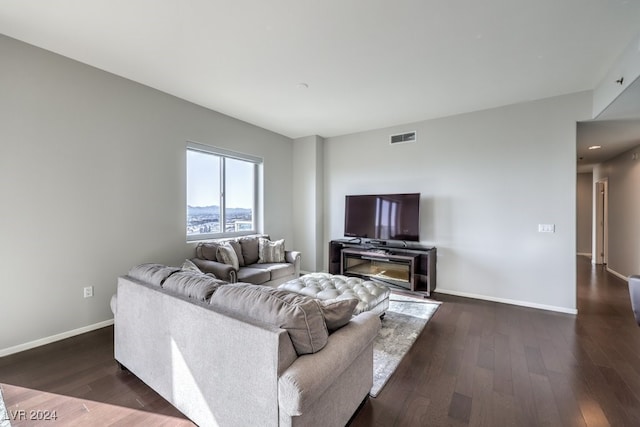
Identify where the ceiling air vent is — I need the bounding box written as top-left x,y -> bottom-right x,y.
390,131 -> 416,145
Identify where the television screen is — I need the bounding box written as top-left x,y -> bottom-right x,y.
344,193 -> 420,241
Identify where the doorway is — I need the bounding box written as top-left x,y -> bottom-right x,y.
594,179 -> 608,265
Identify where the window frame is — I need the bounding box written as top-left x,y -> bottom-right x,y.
186,141 -> 262,241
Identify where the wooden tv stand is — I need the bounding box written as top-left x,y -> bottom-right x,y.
329,240 -> 437,296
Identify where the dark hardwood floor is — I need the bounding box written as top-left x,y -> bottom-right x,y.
2,256 -> 639,426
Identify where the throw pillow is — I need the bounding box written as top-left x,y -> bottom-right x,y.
227,240 -> 245,267
197,242 -> 222,261
239,236 -> 260,265
163,270 -> 226,302
209,284 -> 328,355
258,238 -> 285,263
181,259 -> 202,273
217,242 -> 240,271
318,298 -> 359,332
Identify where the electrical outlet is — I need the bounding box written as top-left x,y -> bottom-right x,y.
83,286 -> 94,298
538,224 -> 555,233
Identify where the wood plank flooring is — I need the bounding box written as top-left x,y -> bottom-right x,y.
2,256 -> 639,426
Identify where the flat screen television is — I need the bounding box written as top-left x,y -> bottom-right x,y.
344,193 -> 420,242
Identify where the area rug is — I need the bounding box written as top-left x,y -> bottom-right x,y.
0,385 -> 9,427
370,293 -> 441,397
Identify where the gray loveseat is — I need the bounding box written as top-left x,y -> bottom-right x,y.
112,265 -> 380,427
191,234 -> 300,287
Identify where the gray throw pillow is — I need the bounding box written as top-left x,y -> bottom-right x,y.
258,238 -> 285,263
163,270 -> 226,301
197,242 -> 222,261
318,298 -> 358,332
128,263 -> 180,286
209,284 -> 328,355
239,236 -> 260,265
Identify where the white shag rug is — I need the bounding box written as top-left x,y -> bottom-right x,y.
0,385 -> 10,427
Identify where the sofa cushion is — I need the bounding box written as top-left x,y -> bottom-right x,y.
163,270 -> 226,301
246,263 -> 295,281
258,238 -> 286,263
209,284 -> 329,355
197,242 -> 222,261
239,236 -> 260,265
216,242 -> 240,271
236,267 -> 271,285
127,263 -> 180,286
318,299 -> 358,332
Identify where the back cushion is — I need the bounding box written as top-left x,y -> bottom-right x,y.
128,263 -> 180,286
209,284 -> 328,355
163,270 -> 226,301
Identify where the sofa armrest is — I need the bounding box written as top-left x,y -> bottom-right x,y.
110,294 -> 117,315
285,251 -> 301,276
629,275 -> 640,326
278,311 -> 380,416
191,258 -> 237,283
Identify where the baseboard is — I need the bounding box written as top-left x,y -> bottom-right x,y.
0,319 -> 114,357
606,267 -> 628,282
435,288 -> 578,315
577,252 -> 592,258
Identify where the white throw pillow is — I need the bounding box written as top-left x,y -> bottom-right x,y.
217,242 -> 240,271
181,259 -> 202,273
258,238 -> 285,263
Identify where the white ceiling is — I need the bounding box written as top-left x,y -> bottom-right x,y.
1,0 -> 640,141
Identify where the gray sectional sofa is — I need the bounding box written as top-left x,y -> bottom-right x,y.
191,234 -> 301,287
111,264 -> 381,427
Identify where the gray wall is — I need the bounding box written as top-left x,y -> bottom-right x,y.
576,172 -> 593,255
0,31 -> 601,352
292,135 -> 324,272
0,35 -> 294,353
324,92 -> 592,313
594,144 -> 640,277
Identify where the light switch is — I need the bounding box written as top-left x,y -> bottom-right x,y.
538,224 -> 555,233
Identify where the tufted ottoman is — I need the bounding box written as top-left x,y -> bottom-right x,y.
278,272 -> 391,316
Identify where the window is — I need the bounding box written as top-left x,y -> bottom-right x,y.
186,142 -> 261,241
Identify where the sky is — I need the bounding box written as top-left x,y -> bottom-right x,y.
187,150 -> 254,209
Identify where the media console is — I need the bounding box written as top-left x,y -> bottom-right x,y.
329,240 -> 437,296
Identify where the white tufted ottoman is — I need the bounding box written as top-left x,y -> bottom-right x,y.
278,272 -> 391,316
